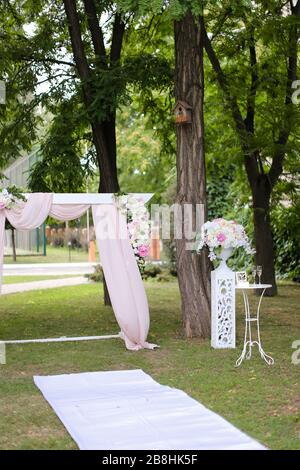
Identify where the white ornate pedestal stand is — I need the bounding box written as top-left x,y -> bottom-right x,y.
211,247 -> 236,348
235,284 -> 274,366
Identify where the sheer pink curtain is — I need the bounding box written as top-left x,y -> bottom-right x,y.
0,194 -> 54,291
0,194 -> 89,291
0,193 -> 155,350
93,204 -> 156,350
5,193 -> 53,229
50,205 -> 89,221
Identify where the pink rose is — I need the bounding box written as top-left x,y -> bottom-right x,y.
0,202 -> 6,210
138,244 -> 149,257
217,232 -> 226,243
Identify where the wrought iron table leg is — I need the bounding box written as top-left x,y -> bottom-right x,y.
236,288 -> 274,367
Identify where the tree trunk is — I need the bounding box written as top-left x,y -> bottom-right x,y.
174,12 -> 211,338
63,0 -> 120,195
201,17 -> 280,296
252,175 -> 277,295
93,118 -> 119,193
63,0 -> 121,305
11,229 -> 17,262
94,116 -> 118,306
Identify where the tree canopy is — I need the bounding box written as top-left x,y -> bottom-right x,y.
0,0 -> 299,279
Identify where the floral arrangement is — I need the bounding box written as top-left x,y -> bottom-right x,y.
195,218 -> 254,261
0,186 -> 26,210
114,193 -> 150,270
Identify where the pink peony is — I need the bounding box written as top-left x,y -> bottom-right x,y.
138,244 -> 149,257
0,202 -> 6,210
217,232 -> 226,243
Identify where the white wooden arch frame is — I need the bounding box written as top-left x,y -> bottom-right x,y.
1,193 -> 153,346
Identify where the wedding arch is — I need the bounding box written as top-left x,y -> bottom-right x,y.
0,192 -> 156,351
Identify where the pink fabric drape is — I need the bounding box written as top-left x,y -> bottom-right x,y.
0,194 -> 54,291
50,205 -> 89,221
0,194 -> 89,290
0,193 -> 155,350
6,193 -> 53,229
93,205 -> 156,350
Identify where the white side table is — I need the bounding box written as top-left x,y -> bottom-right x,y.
235,284 -> 274,367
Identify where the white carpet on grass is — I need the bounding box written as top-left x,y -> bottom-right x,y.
34,369 -> 265,450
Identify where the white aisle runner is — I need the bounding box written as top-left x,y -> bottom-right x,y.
34,369 -> 265,450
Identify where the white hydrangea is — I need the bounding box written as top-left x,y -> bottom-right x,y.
114,193 -> 151,263
196,218 -> 254,260
0,190 -> 14,210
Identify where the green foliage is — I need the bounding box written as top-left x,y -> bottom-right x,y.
201,0 -> 300,278
2,185 -> 27,231
116,101 -> 175,200
1,1 -> 174,194
1,0 -> 299,279
118,0 -> 206,19
206,160 -> 236,220
0,2 -> 41,167
272,202 -> 300,278
87,261 -> 175,282
116,6 -> 175,199
28,95 -> 94,192
205,1 -> 300,168
86,264 -> 104,283
141,262 -> 177,281
1,184 -> 26,202
85,53 -> 173,123
142,262 -> 162,279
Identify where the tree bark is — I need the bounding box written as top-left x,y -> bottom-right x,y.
174,12 -> 211,338
252,175 -> 277,295
63,0 -> 126,304
63,0 -> 120,196
201,3 -> 299,296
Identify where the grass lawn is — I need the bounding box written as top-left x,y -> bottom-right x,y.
4,246 -> 93,264
3,275 -> 79,285
0,280 -> 299,450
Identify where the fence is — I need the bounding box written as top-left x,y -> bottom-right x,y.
4,226 -> 46,256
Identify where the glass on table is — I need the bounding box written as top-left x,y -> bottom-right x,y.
256,265 -> 262,285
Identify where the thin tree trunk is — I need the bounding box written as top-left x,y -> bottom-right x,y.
252,176 -> 277,295
201,5 -> 299,296
174,12 -> 211,338
93,118 -> 119,193
95,117 -> 118,305
63,0 -> 119,195
11,229 -> 17,262
63,0 -> 123,305
102,278 -> 110,305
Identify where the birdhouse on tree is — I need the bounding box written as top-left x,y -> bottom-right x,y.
174,100 -> 192,124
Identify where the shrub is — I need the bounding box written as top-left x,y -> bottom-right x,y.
272,202 -> 300,278
156,271 -> 173,282
86,264 -> 103,283
142,263 -> 162,280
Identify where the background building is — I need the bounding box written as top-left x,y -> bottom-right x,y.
3,148 -> 46,256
